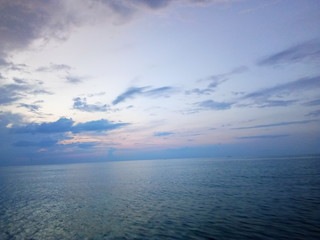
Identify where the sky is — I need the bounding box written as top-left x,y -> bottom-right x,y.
0,0 -> 319,165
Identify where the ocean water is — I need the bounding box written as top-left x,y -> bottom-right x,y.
0,157 -> 319,240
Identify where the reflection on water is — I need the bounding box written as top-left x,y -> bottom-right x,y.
0,157 -> 319,239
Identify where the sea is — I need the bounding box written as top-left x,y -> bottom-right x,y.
0,156 -> 319,240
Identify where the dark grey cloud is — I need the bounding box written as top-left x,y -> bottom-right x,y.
0,83 -> 31,105
112,86 -> 174,105
73,97 -> 109,112
0,80 -> 52,105
258,39 -> 320,66
196,100 -> 233,110
36,63 -> 72,72
236,134 -> 289,140
18,103 -> 41,113
154,131 -> 174,137
0,0 -> 228,60
0,1 -> 62,57
12,117 -> 129,134
0,112 -> 129,165
233,119 -> 318,130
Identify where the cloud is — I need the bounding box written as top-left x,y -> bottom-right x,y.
13,118 -> 74,134
73,97 -> 109,112
66,76 -> 84,84
253,99 -> 297,108
305,109 -> 320,117
71,119 -> 128,133
236,134 -> 289,140
185,88 -> 213,95
186,66 -> 248,95
0,0 -> 234,60
12,117 -> 129,134
241,76 -> 320,108
258,39 -> 320,66
233,119 -> 318,130
0,80 -> 52,105
196,100 -> 233,110
0,112 -> 130,165
30,89 -> 54,95
154,131 -> 174,137
112,86 -> 174,105
0,0 -> 73,58
244,76 -> 320,99
0,83 -> 30,105
0,58 -> 28,71
36,63 -> 71,72
18,103 -> 41,113
112,87 -> 146,105
304,98 -> 320,106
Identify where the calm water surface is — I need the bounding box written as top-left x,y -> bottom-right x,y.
0,157 -> 319,239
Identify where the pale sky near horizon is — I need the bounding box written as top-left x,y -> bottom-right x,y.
0,0 -> 319,165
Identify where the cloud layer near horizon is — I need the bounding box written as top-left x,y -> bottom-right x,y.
12,117 -> 128,134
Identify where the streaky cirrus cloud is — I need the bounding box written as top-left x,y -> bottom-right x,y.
305,109 -> 320,117
303,98 -> 320,106
12,117 -> 129,134
73,97 -> 109,112
244,76 -> 320,99
249,99 -> 297,108
258,39 -> 320,66
233,119 -> 319,130
66,76 -> 84,84
196,100 -> 233,110
236,134 -> 289,140
154,131 -> 174,137
36,63 -> 72,72
186,66 -> 248,95
112,86 -> 174,105
241,76 -> 320,108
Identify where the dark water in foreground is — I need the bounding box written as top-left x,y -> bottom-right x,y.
0,157 -> 319,240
